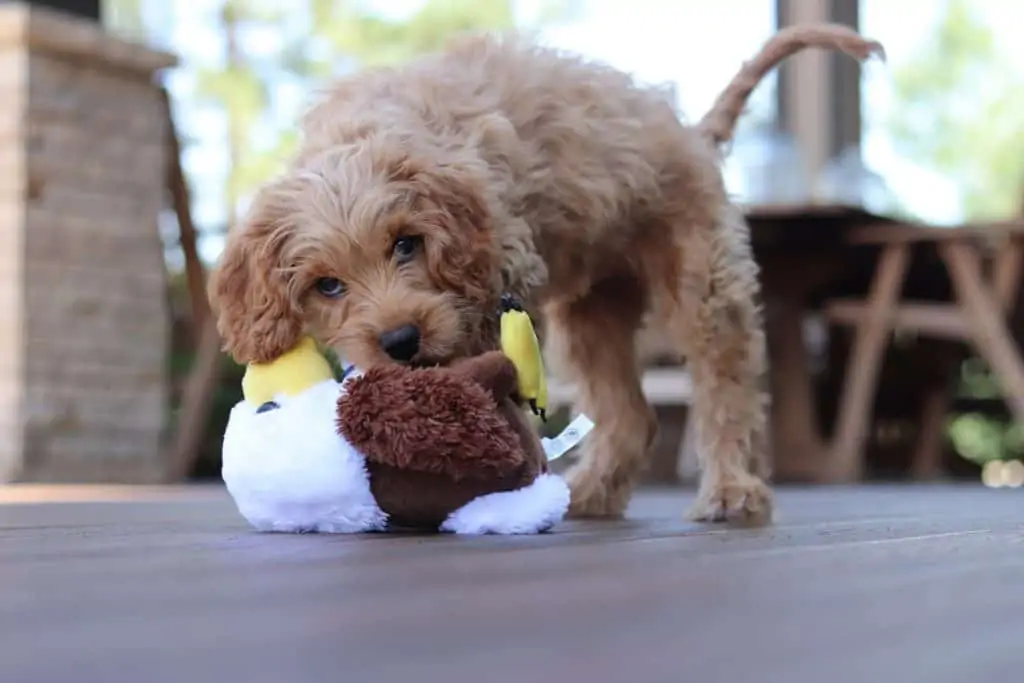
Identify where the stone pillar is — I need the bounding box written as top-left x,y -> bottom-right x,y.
0,4 -> 177,482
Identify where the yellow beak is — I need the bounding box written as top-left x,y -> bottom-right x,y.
241,337 -> 335,406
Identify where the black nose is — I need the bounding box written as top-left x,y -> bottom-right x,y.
379,324 -> 421,361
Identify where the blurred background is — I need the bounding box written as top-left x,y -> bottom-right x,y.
1,0 -> 1022,490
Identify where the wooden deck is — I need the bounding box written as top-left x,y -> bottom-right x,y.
2,484 -> 1022,682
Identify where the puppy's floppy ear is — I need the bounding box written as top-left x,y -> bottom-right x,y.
407,162 -> 502,307
207,181 -> 303,364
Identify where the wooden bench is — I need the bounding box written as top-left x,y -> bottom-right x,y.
745,202 -> 1024,483
822,219 -> 1024,481
547,367 -> 693,408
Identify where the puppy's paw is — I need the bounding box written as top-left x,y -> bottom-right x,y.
565,469 -> 627,519
687,475 -> 773,526
567,494 -> 623,519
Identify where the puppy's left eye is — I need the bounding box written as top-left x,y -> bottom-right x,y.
392,235 -> 422,263
315,277 -> 346,298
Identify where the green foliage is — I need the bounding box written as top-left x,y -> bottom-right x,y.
949,413 -> 1024,465
117,0 -> 579,239
102,0 -> 147,42
948,358 -> 1022,469
310,0 -> 515,71
958,357 -> 1002,399
241,0 -> 579,194
300,0 -> 578,73
888,0 -> 1024,219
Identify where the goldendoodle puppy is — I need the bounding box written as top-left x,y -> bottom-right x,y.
209,24 -> 882,523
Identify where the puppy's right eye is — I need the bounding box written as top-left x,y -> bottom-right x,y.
315,277 -> 345,298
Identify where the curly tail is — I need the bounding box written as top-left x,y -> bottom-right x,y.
697,23 -> 886,149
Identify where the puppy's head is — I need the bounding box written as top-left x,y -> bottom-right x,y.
208,142 -> 503,368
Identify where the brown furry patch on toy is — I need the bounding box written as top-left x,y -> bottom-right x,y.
338,364 -> 527,480
361,463 -> 535,530
337,360 -> 540,529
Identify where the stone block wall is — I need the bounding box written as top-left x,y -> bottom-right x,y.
0,4 -> 177,482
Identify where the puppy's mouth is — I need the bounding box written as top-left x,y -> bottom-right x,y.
408,354 -> 449,369
392,346 -> 457,368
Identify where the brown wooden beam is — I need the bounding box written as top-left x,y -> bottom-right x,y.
941,242 -> 1024,421
828,242 -> 909,482
992,236 -> 1024,310
825,300 -> 969,340
162,89 -> 210,333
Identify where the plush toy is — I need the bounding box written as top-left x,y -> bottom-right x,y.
221,301 -> 573,535
220,336 -> 387,534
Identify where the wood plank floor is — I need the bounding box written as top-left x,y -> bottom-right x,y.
1,483 -> 1022,683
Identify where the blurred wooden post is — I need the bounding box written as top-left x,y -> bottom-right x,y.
163,89 -> 210,332
775,0 -> 863,182
763,266 -> 828,480
165,318 -> 222,482
773,0 -> 865,479
162,91 -> 222,482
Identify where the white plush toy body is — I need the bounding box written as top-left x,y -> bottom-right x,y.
220,337 -> 571,535
221,373 -> 386,534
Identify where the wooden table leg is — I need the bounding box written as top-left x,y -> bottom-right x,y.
941,241 -> 1024,420
909,236 -> 1022,479
828,243 -> 910,482
992,235 -> 1023,309
765,294 -> 824,481
910,385 -> 950,480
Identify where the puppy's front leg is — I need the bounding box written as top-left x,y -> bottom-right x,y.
549,277 -> 658,518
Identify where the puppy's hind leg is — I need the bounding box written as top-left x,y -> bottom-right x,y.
551,275 -> 658,518
667,202 -> 773,525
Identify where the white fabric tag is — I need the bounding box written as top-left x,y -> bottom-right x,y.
541,414 -> 595,462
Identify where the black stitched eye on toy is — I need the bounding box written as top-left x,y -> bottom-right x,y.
256,400 -> 280,414
392,235 -> 422,263
315,277 -> 345,298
